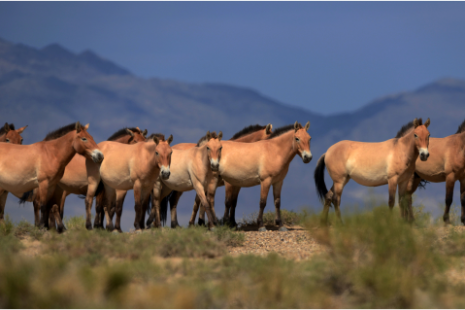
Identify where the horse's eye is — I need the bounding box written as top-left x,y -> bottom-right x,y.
156,152 -> 159,156
81,137 -> 88,142
5,138 -> 9,143
414,134 -> 418,138
207,147 -> 210,151
295,137 -> 299,142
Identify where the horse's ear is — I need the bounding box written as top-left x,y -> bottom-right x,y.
126,128 -> 134,137
424,118 -> 430,128
167,134 -> 173,145
75,122 -> 82,133
84,123 -> 90,130
3,123 -> 10,133
152,135 -> 160,145
294,121 -> 299,132
16,125 -> 28,134
218,131 -> 223,141
266,124 -> 272,134
304,121 -> 310,131
413,118 -> 420,128
206,131 -> 211,140
142,129 -> 148,137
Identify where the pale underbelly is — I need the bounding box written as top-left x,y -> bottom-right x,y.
0,177 -> 38,194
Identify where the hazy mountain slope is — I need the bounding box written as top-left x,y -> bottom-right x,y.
1,37 -> 464,230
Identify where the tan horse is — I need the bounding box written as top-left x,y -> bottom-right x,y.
208,122 -> 312,231
314,118 -> 431,224
145,131 -> 223,229
164,124 -> 273,228
99,134 -> 173,231
0,122 -> 103,232
406,119 -> 465,224
0,123 -> 28,224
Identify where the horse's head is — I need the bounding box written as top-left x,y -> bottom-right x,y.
0,123 -> 28,144
152,134 -> 173,180
413,118 -> 431,161
126,127 -> 148,144
73,122 -> 104,164
204,131 -> 223,171
293,121 -> 312,164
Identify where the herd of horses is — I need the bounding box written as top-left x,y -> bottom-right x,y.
0,117 -> 464,233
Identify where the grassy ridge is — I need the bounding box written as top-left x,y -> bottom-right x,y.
1,203 -> 465,308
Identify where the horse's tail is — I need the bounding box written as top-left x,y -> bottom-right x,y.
160,191 -> 174,226
19,190 -> 34,205
415,172 -> 429,190
314,153 -> 328,201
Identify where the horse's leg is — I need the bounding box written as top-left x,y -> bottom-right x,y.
398,180 -> 414,222
443,174 -> 456,224
146,181 -> 161,228
169,191 -> 183,228
206,175 -> 220,227
103,184 -> 116,231
272,181 -> 287,231
114,190 -> 127,232
196,195 -> 206,226
321,185 -> 334,225
332,182 -> 346,223
33,198 -> 41,227
84,183 -> 97,230
388,176 -> 398,211
257,179 -> 272,232
37,182 -> 55,230
0,190 -> 8,225
192,180 -> 216,229
189,194 -> 201,227
460,180 -> 465,226
226,185 -> 241,228
59,190 -> 67,220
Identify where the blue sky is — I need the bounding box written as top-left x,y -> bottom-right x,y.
1,2 -> 465,114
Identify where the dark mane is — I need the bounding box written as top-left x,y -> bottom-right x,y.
107,127 -> 140,141
230,124 -> 266,140
43,123 -> 78,141
148,133 -> 165,141
395,118 -> 423,139
0,123 -> 15,135
267,124 -> 296,139
456,119 -> 465,134
197,132 -> 219,146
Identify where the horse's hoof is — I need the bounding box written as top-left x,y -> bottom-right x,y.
86,223 -> 93,230
258,227 -> 267,232
278,226 -> 288,232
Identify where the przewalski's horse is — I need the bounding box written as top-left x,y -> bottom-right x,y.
146,131 -> 223,229
210,121 -> 312,231
0,122 -> 103,232
0,123 -> 28,144
0,123 -> 28,224
165,124 -> 273,228
99,134 -> 173,232
314,118 -> 431,224
406,119 -> 465,224
52,127 -> 147,229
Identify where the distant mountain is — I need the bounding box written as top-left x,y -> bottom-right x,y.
1,37 -> 464,230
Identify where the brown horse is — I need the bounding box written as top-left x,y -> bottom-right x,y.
407,119 -> 465,224
0,122 -> 103,232
99,134 -> 173,231
146,131 -> 223,229
314,118 -> 430,224
0,123 -> 28,225
207,122 -> 312,231
164,124 -> 273,228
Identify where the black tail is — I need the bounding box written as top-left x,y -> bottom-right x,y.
94,181 -> 104,197
159,191 -> 174,226
415,172 -> 429,190
314,154 -> 328,201
19,190 -> 34,205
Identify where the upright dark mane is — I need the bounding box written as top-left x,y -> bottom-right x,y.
148,133 -> 165,141
395,118 -> 423,139
267,124 -> 295,139
230,124 -> 266,140
456,119 -> 465,134
107,127 -> 140,141
197,132 -> 219,146
0,123 -> 15,135
43,123 -> 78,141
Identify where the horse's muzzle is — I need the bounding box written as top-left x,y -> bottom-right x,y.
91,150 -> 104,163
419,148 -> 429,161
210,159 -> 219,171
302,152 -> 313,164
160,167 -> 171,180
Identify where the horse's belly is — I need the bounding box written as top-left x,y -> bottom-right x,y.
0,175 -> 38,193
162,174 -> 193,192
220,174 -> 260,188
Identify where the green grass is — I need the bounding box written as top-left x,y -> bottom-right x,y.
1,202 -> 465,308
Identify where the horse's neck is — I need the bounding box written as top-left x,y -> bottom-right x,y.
398,133 -> 418,164
268,131 -> 297,165
112,136 -> 131,144
235,131 -> 263,143
47,132 -> 77,168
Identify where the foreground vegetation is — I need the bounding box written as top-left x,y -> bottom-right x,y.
1,203 -> 465,308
